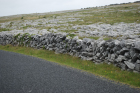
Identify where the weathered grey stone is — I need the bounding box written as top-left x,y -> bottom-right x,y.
130,48 -> 136,58
119,47 -> 129,55
116,55 -> 126,62
133,70 -> 140,74
98,40 -> 105,47
114,40 -> 120,45
124,61 -> 135,69
83,38 -> 92,43
86,57 -> 93,61
108,42 -> 115,48
124,52 -> 131,58
136,60 -> 140,64
111,54 -> 116,60
126,43 -> 132,49
81,56 -> 87,60
95,59 -> 103,63
135,63 -> 140,71
108,53 -> 111,59
100,47 -> 105,53
87,53 -> 93,57
120,41 -> 125,48
127,68 -> 133,72
96,53 -> 102,57
103,51 -> 109,57
106,47 -> 110,51
131,53 -> 138,63
85,48 -> 93,52
138,54 -> 140,59
93,56 -> 98,60
48,48 -> 53,51
120,63 -> 127,70
134,41 -> 140,49
82,52 -> 88,56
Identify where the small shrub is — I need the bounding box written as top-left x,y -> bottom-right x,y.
43,16 -> 46,18
125,7 -> 129,9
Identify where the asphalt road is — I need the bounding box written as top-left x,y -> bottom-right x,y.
0,50 -> 139,93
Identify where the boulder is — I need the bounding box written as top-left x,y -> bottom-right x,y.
135,63 -> 140,71
130,48 -> 136,58
131,53 -> 138,63
119,47 -> 129,55
87,53 -> 94,57
83,38 -> 92,43
116,55 -> 127,62
136,60 -> 140,64
96,53 -> 102,57
100,47 -> 105,53
134,41 -> 140,49
126,43 -> 132,49
124,52 -> 131,58
124,61 -> 135,69
77,45 -> 82,52
103,51 -> 108,57
108,42 -> 115,48
81,56 -> 88,60
114,40 -> 120,45
98,40 -> 105,47
93,56 -> 98,60
120,63 -> 127,70
108,53 -> 111,59
120,40 -> 126,48
115,45 -> 122,52
111,54 -> 116,60
82,52 -> 88,56
86,57 -> 93,61
85,48 -> 93,52
138,54 -> 140,59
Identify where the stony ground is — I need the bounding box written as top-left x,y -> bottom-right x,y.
0,2 -> 140,40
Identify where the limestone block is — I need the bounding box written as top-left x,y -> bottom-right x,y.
124,61 -> 135,69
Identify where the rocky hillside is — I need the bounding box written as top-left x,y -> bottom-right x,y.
0,2 -> 140,40
0,2 -> 140,73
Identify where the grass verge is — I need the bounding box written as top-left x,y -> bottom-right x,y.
0,45 -> 140,88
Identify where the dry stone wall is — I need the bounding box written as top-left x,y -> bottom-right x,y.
0,33 -> 140,73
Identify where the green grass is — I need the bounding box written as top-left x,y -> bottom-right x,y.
0,45 -> 140,88
79,36 -> 100,40
22,25 -> 32,30
0,28 -> 11,32
0,3 -> 140,25
67,34 -> 76,38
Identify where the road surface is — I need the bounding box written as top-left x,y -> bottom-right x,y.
0,50 -> 139,93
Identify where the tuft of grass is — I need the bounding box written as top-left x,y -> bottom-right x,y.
67,34 -> 76,38
22,25 -> 32,29
0,28 -> 11,32
0,45 -> 140,88
103,37 -> 113,41
61,29 -> 77,33
89,36 -> 100,40
79,36 -> 100,40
